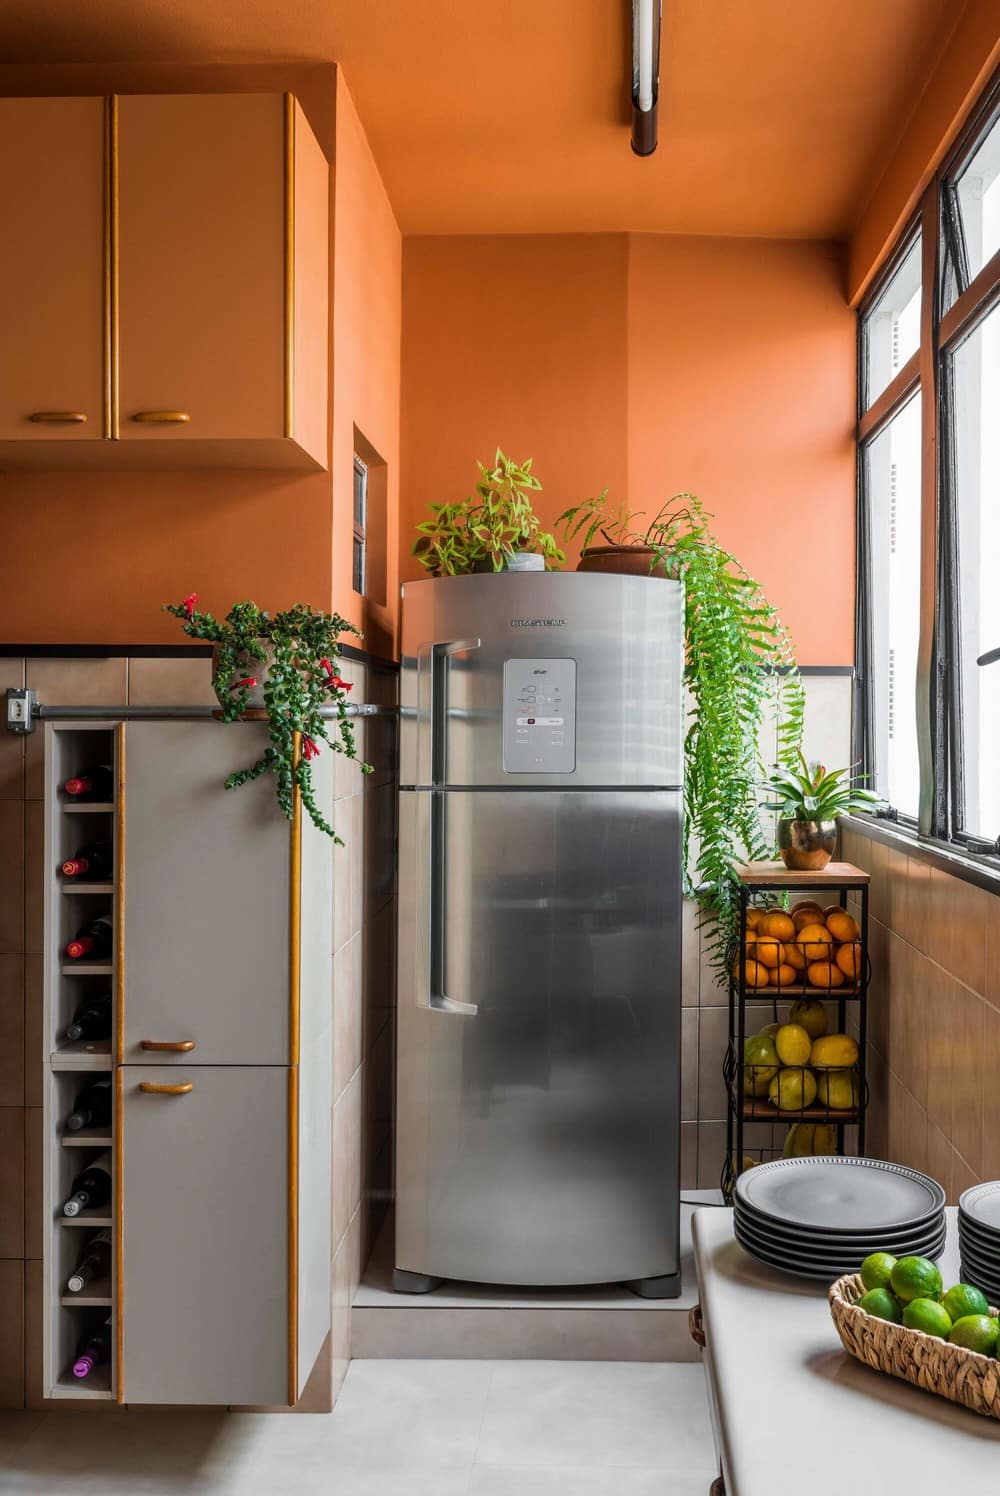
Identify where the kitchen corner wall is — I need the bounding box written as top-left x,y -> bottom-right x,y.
0,650 -> 398,1411
840,821 -> 1000,1203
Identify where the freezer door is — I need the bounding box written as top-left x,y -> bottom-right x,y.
396,788 -> 681,1287
400,572 -> 683,788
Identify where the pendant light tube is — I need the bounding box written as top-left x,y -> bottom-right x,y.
631,0 -> 661,157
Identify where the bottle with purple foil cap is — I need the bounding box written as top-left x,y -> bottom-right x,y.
72,1315 -> 112,1379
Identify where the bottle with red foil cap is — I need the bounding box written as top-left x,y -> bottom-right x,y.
66,915 -> 113,961
63,765 -> 113,801
61,840 -> 113,880
72,1316 -> 112,1379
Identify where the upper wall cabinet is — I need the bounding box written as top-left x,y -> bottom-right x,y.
0,92 -> 328,472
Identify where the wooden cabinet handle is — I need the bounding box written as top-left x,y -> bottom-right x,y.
139,1080 -> 193,1095
688,1301 -> 707,1348
131,410 -> 190,423
140,1039 -> 196,1052
27,411 -> 88,423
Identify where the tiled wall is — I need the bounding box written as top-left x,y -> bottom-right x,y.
840,820 -> 1000,1200
0,650 -> 397,1411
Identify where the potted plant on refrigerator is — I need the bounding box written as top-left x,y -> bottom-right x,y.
164,595 -> 371,838
556,491 -> 805,973
761,753 -> 884,869
412,448 -> 565,576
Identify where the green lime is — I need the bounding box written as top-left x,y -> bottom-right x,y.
948,1315 -> 1000,1355
941,1284 -> 990,1322
902,1298 -> 952,1338
858,1287 -> 902,1323
890,1256 -> 943,1305
860,1252 -> 897,1292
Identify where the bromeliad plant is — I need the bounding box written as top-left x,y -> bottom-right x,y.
164,595 -> 371,839
762,753 -> 884,822
412,448 -> 565,575
557,492 -> 806,976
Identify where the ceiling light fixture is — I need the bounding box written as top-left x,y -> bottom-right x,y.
631,0 -> 661,157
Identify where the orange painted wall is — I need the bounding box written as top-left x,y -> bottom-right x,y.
400,234 -> 855,665
0,62 -> 401,654
849,0 -> 1000,303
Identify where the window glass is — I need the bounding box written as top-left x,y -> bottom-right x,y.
951,303 -> 1000,841
352,454 -> 368,596
862,234 -> 921,408
865,392 -> 922,816
944,109 -> 1000,308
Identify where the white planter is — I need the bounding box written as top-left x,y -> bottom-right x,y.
212,640 -> 274,709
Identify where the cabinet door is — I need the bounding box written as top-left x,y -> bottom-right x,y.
121,1064 -> 289,1406
117,93 -> 285,443
122,722 -> 291,1065
0,98 -> 105,441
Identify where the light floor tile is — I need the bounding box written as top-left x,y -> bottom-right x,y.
470,1466 -> 711,1495
322,1358 -> 494,1470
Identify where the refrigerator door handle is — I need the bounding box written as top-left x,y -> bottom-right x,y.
415,790 -> 478,1016
415,637 -> 481,787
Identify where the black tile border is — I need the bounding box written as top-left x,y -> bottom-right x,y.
842,813 -> 1000,899
0,641 -> 399,671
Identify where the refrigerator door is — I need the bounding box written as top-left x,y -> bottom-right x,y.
400,572 -> 683,789
396,787 -> 681,1287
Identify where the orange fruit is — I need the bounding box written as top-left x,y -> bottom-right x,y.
771,962 -> 797,988
745,928 -> 758,947
807,960 -> 846,989
735,959 -> 770,989
782,941 -> 806,971
792,905 -> 824,931
746,908 -> 765,930
754,936 -> 783,968
759,912 -> 796,942
827,911 -> 861,943
796,923 -> 834,961
835,943 -> 862,980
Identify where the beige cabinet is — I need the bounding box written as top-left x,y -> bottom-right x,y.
0,98 -> 106,444
0,91 -> 327,472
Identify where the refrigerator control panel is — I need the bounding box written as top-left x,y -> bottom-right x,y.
502,658 -> 577,773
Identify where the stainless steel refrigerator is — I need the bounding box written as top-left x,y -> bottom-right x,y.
395,571 -> 684,1296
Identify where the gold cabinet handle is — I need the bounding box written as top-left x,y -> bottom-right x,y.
28,411 -> 88,423
131,410 -> 190,424
139,1080 -> 193,1095
140,1039 -> 196,1052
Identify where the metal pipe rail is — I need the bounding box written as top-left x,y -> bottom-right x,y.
5,687 -> 396,734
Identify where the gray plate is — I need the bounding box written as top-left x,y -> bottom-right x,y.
959,1262 -> 1000,1304
735,1156 -> 945,1234
734,1201 -> 945,1253
734,1215 -> 946,1274
957,1240 -> 1000,1272
959,1182 -> 1000,1232
735,1225 -> 947,1282
957,1218 -> 1000,1253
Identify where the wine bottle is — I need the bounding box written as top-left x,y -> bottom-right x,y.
61,840 -> 113,880
65,992 -> 112,1043
66,915 -> 113,961
65,1080 -> 112,1133
66,1230 -> 111,1294
63,1151 -> 112,1216
72,1315 -> 112,1379
63,765 -> 114,801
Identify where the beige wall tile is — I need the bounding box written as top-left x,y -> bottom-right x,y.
885,849 -> 907,937
127,655 -> 215,706
23,955 -> 42,1109
332,802 -> 353,956
24,658 -> 128,798
350,1066 -> 363,1220
23,1107 -> 41,1260
332,932 -> 362,1103
680,1121 -> 698,1189
23,801 -> 43,956
987,894 -> 1000,1011
681,899 -> 700,1007
948,877 -> 988,998
903,858 -> 931,956
697,1006 -> 728,1122
865,1044 -> 888,1159
867,839 -> 888,925
951,983 -> 985,1176
886,1068 -> 907,1167
951,1146 -> 980,1204
681,1008 -> 698,1121
0,956 -> 24,1109
0,802 -> 24,955
924,964 -> 954,1138
331,1085 -> 352,1251
0,1259 -> 24,1409
926,1122 -> 953,1199
0,660 -> 25,801
896,942 -> 929,1107
901,1088 -> 928,1176
696,1121 -> 726,1190
0,1107 -> 24,1258
981,1001 -> 1000,1182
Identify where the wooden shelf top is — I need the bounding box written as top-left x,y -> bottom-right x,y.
741,1098 -> 863,1122
61,802 -> 115,814
60,1129 -> 113,1149
60,1210 -> 112,1229
735,860 -> 870,887
735,982 -> 861,1000
51,1039 -> 112,1072
60,1279 -> 112,1308
61,963 -> 113,977
61,882 -> 114,896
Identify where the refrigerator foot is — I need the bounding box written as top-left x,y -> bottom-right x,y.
624,1272 -> 682,1300
393,1267 -> 444,1294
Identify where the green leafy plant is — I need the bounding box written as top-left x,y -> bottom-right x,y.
557,492 -> 806,976
412,448 -> 565,575
164,595 -> 371,839
762,753 -> 884,821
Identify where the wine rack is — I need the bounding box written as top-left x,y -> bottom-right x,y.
42,722 -> 121,1400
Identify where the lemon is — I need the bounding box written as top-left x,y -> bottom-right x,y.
860,1252 -> 897,1291
890,1256 -> 943,1305
759,1022 -> 782,1040
775,1023 -> 812,1066
903,1298 -> 952,1339
811,1122 -> 836,1154
783,1123 -> 815,1157
948,1315 -> 1000,1355
810,1034 -> 859,1069
859,1287 -> 902,1323
768,1067 -> 817,1111
743,1034 -> 779,1096
789,998 -> 828,1039
942,1284 -> 990,1322
815,1068 -> 860,1110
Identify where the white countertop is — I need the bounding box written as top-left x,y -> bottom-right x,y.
693,1206 -> 1000,1496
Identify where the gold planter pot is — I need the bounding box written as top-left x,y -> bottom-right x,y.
777,818 -> 837,871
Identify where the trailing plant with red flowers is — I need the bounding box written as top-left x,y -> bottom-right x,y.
164,596 -> 371,838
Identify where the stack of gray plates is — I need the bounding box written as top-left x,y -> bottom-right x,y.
733,1156 -> 947,1281
958,1183 -> 1000,1303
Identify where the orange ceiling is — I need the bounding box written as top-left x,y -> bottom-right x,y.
0,0 -> 964,237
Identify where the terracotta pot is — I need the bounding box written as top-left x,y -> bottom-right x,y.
576,544 -> 674,578
777,818 -> 837,871
212,639 -> 274,709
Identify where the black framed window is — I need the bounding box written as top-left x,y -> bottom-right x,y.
352,453 -> 368,596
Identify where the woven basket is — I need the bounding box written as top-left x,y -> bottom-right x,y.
830,1272 -> 1000,1420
